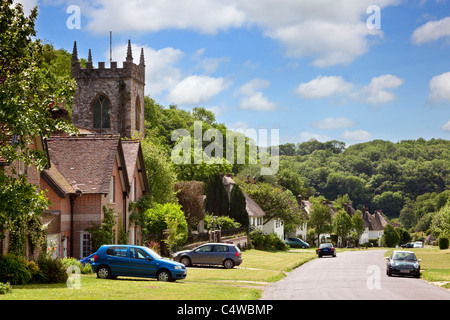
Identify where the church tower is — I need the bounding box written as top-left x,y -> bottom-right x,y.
71,40 -> 145,139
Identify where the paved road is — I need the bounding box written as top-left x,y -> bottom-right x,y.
261,250 -> 450,300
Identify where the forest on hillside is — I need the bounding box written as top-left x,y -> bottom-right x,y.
43,43 -> 450,235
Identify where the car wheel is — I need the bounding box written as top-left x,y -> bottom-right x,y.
97,266 -> 111,279
223,259 -> 235,269
157,269 -> 173,282
180,256 -> 192,267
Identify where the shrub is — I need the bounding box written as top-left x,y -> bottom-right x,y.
438,236 -> 449,250
61,257 -> 93,274
0,254 -> 32,285
0,282 -> 12,295
36,255 -> 68,284
249,230 -> 287,251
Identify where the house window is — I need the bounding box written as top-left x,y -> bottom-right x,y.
93,94 -> 110,129
131,177 -> 136,202
80,232 -> 91,259
110,176 -> 115,203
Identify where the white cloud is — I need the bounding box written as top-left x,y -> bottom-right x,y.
106,43 -> 184,97
295,75 -> 354,99
443,120 -> 450,132
341,130 -> 373,141
411,16 -> 450,45
191,49 -> 230,74
236,78 -> 277,111
359,74 -> 404,105
76,0 -> 400,67
299,132 -> 331,143
428,72 -> 450,104
166,75 -> 231,106
313,117 -> 356,130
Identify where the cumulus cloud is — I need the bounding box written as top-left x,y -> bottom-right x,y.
359,74 -> 404,105
236,78 -> 277,111
106,42 -> 184,97
74,0 -> 400,67
341,129 -> 373,141
428,72 -> 450,104
296,74 -> 404,106
295,75 -> 354,100
443,120 -> 450,132
411,16 -> 450,45
313,117 -> 356,130
166,75 -> 231,106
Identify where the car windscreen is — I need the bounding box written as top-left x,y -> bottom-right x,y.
142,247 -> 162,260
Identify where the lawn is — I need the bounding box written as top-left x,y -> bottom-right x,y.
0,249 -> 316,300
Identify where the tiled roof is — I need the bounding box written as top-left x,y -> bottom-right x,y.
46,135 -> 120,194
362,210 -> 389,231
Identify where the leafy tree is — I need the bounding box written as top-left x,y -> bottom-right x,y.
332,210 -> 353,247
0,1 -> 76,244
371,191 -> 404,218
399,200 -> 417,230
204,173 -> 229,217
174,180 -> 205,228
351,210 -> 365,246
240,180 -> 303,234
229,184 -> 249,228
86,206 -> 116,252
306,197 -> 332,245
431,200 -> 450,238
382,224 -> 399,247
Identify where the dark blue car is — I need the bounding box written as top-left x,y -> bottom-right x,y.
317,243 -> 336,258
91,245 -> 187,282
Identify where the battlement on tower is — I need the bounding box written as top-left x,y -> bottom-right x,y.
71,40 -> 145,84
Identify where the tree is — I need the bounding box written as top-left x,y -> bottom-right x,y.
382,224 -> 399,247
431,200 -> 450,238
240,181 -> 303,234
332,210 -> 353,247
86,206 -> 116,252
174,180 -> 205,228
229,184 -> 249,228
351,210 -> 365,246
307,197 -> 332,245
141,138 -> 177,205
371,191 -> 404,218
204,173 -> 229,217
0,1 -> 76,245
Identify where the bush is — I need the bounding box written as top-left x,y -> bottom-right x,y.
0,282 -> 12,295
0,254 -> 32,285
61,257 -> 93,274
438,236 -> 449,250
36,255 -> 68,284
249,230 -> 287,251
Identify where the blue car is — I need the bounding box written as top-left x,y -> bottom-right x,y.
78,253 -> 97,266
91,245 -> 187,282
317,243 -> 336,258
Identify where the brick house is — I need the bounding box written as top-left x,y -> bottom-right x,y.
41,135 -> 149,259
39,40 -> 150,259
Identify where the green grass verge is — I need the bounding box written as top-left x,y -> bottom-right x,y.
0,249 -> 316,300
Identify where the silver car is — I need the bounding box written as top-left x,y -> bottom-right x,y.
173,243 -> 243,269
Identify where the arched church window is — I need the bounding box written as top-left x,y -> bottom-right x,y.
93,94 -> 110,129
135,97 -> 141,131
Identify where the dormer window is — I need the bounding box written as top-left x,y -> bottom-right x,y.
93,94 -> 110,129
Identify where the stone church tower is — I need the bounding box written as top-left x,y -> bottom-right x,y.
71,40 -> 145,139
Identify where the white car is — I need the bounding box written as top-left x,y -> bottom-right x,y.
413,241 -> 423,248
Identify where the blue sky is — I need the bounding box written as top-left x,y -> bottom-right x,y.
17,0 -> 450,146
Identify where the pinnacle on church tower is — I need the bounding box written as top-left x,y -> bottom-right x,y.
72,41 -> 79,63
140,48 -> 145,67
88,49 -> 92,63
126,39 -> 133,63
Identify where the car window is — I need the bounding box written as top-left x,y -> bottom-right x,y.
130,247 -> 150,260
196,245 -> 213,253
214,245 -> 229,252
106,246 -> 128,257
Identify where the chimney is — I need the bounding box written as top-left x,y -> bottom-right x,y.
297,194 -> 302,206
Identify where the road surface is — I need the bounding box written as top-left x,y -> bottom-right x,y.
260,249 -> 450,300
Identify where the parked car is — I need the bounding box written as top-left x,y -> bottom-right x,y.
317,243 -> 336,258
400,242 -> 414,248
386,250 -> 421,278
284,237 -> 310,249
173,243 -> 242,269
79,253 -> 96,266
91,245 -> 187,282
413,241 -> 423,248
